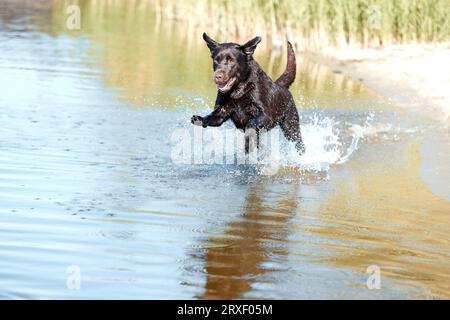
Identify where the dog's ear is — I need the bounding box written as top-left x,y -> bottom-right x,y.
240,36 -> 261,58
203,33 -> 219,52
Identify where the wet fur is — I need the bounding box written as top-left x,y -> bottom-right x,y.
191,33 -> 305,154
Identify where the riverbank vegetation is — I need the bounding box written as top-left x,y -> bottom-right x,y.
153,0 -> 450,51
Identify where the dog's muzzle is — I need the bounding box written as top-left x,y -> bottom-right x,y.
216,77 -> 236,93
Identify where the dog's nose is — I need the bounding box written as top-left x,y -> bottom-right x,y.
214,73 -> 224,83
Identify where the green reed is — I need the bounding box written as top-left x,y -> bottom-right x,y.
154,0 -> 450,50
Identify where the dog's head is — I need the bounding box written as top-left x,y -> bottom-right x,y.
203,33 -> 261,94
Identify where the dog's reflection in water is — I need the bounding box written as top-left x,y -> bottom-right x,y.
196,176 -> 300,299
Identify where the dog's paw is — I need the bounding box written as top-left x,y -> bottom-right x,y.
191,115 -> 204,126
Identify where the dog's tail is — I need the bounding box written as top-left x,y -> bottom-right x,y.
275,41 -> 296,88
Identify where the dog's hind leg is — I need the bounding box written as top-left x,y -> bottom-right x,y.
279,107 -> 305,155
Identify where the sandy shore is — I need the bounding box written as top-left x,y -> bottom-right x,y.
324,42 -> 450,124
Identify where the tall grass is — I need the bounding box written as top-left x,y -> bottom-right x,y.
153,0 -> 450,51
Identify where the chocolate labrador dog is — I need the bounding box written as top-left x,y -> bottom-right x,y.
191,33 -> 305,155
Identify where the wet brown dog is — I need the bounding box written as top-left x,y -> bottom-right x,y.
191,33 -> 305,154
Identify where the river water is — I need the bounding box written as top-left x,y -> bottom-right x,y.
0,1 -> 449,299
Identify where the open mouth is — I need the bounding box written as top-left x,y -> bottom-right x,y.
217,77 -> 236,93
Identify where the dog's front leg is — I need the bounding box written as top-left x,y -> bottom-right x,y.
244,110 -> 269,153
191,105 -> 230,128
246,110 -> 269,131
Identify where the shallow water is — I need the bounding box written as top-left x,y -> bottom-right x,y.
1,1 -> 449,299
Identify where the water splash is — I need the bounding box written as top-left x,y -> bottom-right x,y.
258,112 -> 374,174
177,109 -> 376,175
